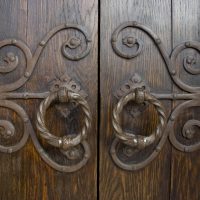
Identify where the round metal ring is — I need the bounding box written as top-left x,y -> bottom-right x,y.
112,89 -> 166,149
36,87 -> 92,151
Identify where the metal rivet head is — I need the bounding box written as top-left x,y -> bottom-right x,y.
24,118 -> 29,122
24,72 -> 30,78
170,115 -> 175,121
64,77 -> 68,82
133,139 -> 137,143
132,21 -> 138,26
39,41 -> 45,46
11,39 -> 17,44
186,129 -> 190,134
156,38 -> 161,44
8,148 -> 13,153
7,130 -> 12,135
111,37 -> 117,43
87,38 -> 92,42
127,37 -> 134,44
156,146 -> 161,152
185,42 -> 191,47
23,93 -> 29,99
133,76 -> 141,83
171,70 -> 176,75
9,55 -> 16,62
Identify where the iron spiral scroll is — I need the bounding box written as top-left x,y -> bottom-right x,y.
111,21 -> 200,171
0,24 -> 92,172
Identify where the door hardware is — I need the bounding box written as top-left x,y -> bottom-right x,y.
0,24 -> 92,172
36,85 -> 92,172
112,87 -> 166,149
111,21 -> 200,171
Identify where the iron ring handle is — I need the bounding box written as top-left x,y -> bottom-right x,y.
36,87 -> 92,150
112,88 -> 166,149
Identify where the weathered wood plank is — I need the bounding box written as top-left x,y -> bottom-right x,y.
0,0 -> 98,199
100,0 -> 172,199
0,1 -> 28,199
171,1 -> 200,199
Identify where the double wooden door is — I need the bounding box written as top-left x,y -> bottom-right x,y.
0,0 -> 199,200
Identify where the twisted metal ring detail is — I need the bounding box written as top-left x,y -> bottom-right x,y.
112,88 -> 166,149
36,87 -> 91,150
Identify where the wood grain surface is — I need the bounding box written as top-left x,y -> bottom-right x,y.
100,0 -> 172,199
170,1 -> 200,199
0,0 -> 98,200
100,0 -> 200,200
0,0 -> 199,200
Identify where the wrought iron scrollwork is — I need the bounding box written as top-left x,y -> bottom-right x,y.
112,22 -> 143,59
0,52 -> 19,73
111,21 -> 200,171
0,24 -> 92,172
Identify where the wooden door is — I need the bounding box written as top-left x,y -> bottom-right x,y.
100,0 -> 200,200
0,0 -> 200,200
0,0 -> 97,199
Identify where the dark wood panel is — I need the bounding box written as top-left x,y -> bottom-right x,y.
100,0 -> 172,199
0,1 -> 28,200
0,0 -> 98,199
170,1 -> 200,199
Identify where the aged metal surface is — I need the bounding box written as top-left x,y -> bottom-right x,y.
0,24 -> 92,172
183,55 -> 200,75
111,21 -> 200,171
0,100 -> 29,153
0,24 -> 91,93
112,87 -> 166,149
112,24 -> 143,59
168,100 -> 200,152
111,85 -> 166,170
36,86 -> 92,172
113,73 -> 149,118
111,21 -> 200,92
0,52 -> 19,73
